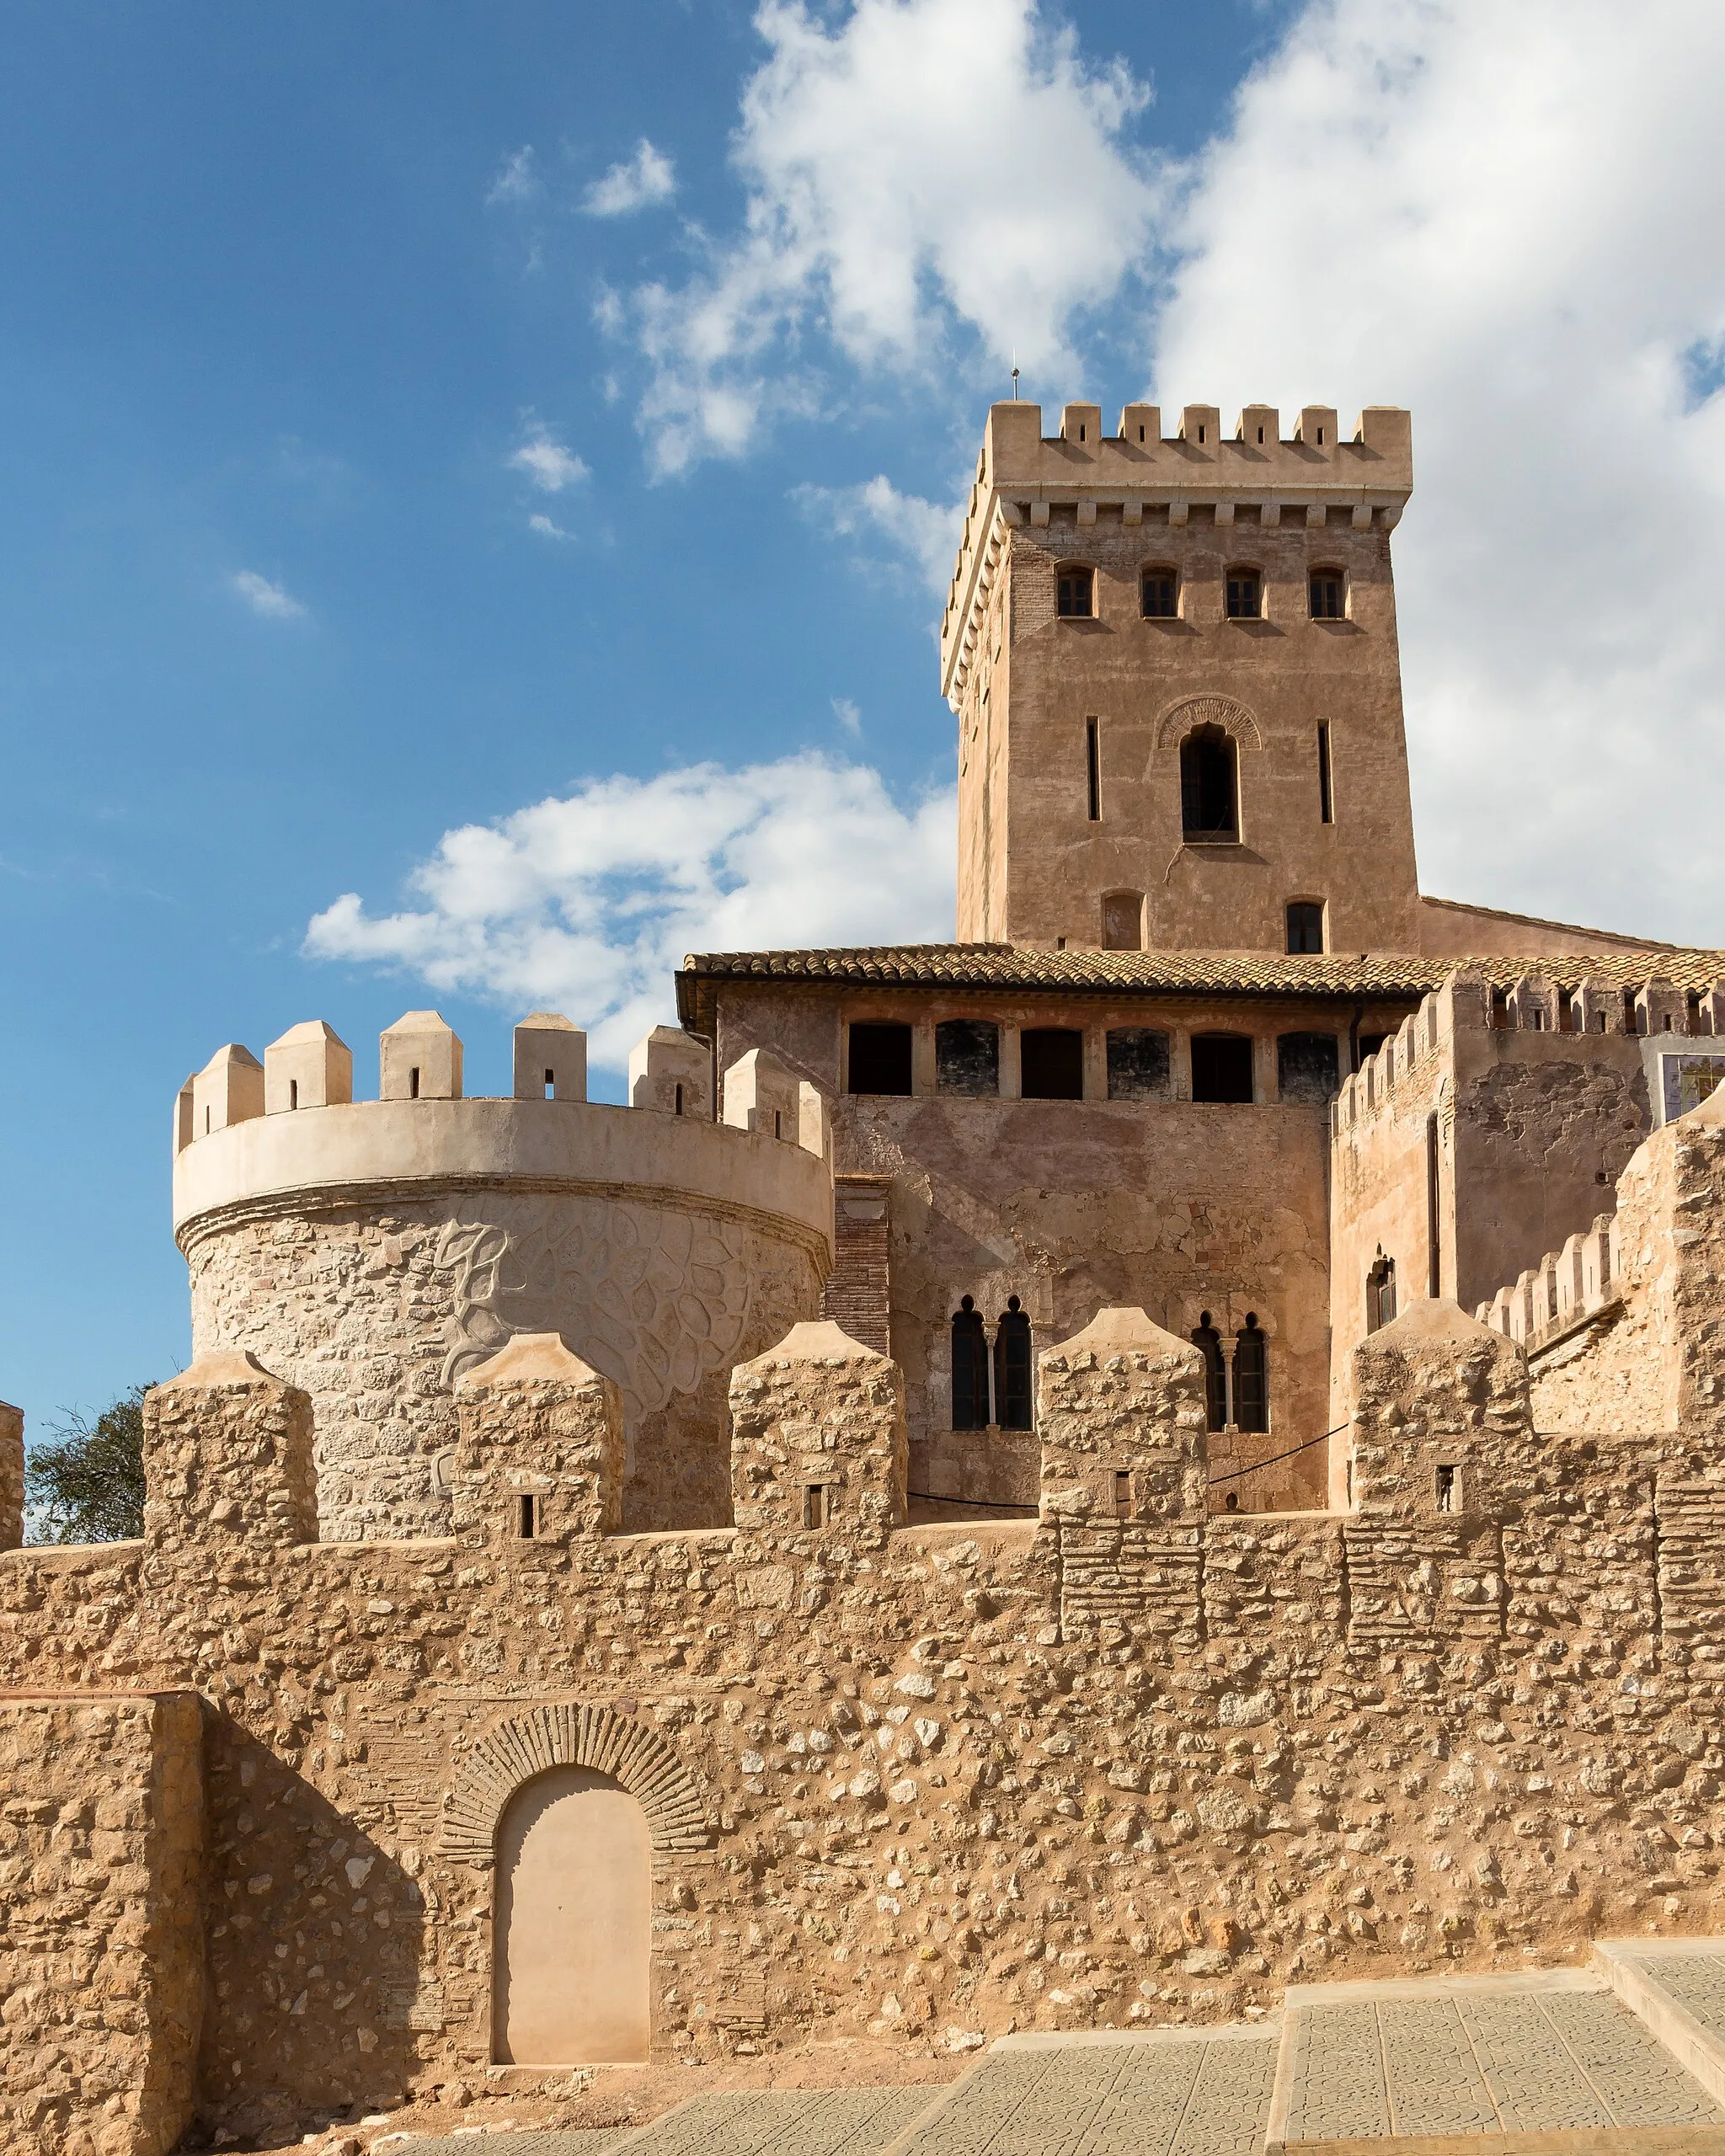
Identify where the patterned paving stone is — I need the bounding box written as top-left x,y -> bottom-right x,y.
395,2131 -> 635,2155
1541,1989 -> 1724,2127
1283,2003 -> 1391,2142
893,2036 -> 1278,2156
1378,1999 -> 1496,2137
612,2087 -> 937,2156
1282,1984 -> 1725,2142
1455,1990 -> 1614,2133
1636,1952 -> 1725,2042
1168,2038 -> 1280,2156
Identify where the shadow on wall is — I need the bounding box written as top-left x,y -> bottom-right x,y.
196,1716 -> 425,2143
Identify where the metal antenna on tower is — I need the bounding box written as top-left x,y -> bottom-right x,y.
1011,350 -> 1019,398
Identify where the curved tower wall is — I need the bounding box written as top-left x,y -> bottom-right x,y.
174,1031 -> 832,1540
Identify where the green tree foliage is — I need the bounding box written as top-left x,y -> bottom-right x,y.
24,1384 -> 152,1544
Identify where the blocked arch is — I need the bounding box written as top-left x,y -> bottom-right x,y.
1154,692 -> 1263,752
441,1703 -> 713,1861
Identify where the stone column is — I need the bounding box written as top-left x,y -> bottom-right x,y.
0,1400 -> 21,1550
143,1349 -> 316,1556
451,1331 -> 622,1545
1037,1307 -> 1207,1645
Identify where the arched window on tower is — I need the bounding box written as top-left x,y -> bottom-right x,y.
1365,1251 -> 1397,1333
1180,725 -> 1238,841
994,1297 -> 1033,1430
1232,1315 -> 1268,1434
951,1297 -> 990,1429
1191,1312 -> 1226,1432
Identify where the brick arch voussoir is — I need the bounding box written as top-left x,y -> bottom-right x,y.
1154,693 -> 1263,752
441,1702 -> 714,1863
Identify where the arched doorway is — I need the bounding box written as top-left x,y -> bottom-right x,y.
493,1764 -> 650,2064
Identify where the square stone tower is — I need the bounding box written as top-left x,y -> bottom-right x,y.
941,400 -> 1421,956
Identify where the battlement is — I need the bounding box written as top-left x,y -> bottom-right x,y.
1332,967 -> 1725,1139
941,398 -> 1413,705
1475,1211 -> 1621,1353
173,1011 -> 831,1257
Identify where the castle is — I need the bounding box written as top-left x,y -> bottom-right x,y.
7,401 -> 1725,2156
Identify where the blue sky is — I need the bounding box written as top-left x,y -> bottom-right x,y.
6,0 -> 1725,1438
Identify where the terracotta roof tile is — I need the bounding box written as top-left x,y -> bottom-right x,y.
678,942 -> 1725,1006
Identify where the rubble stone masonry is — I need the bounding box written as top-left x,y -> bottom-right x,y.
10,1099 -> 1725,2149
0,1692 -> 203,2156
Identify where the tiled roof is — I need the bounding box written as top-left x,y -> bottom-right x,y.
676,941 -> 1725,1031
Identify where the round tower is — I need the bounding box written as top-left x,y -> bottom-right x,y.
173,1011 -> 832,1538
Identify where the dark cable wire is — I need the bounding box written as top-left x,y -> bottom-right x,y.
1207,1420 -> 1350,1486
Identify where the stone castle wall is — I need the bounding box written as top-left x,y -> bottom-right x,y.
10,1097 -> 1725,2151
185,1195 -> 822,1539
173,1084 -> 832,1539
0,1692 -> 203,2156
1329,970 -> 1652,1431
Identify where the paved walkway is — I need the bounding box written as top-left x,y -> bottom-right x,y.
392,1949 -> 1725,2156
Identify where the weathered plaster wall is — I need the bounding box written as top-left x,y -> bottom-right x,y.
1527,1090 -> 1725,1439
0,1691 -> 204,2156
711,979 -> 1411,1513
1330,974 -> 1652,1433
1417,896 -> 1681,963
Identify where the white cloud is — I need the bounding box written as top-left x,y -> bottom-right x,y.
508,424 -> 590,494
584,138 -> 677,217
1155,0 -> 1725,946
229,570 -> 307,622
831,696 -> 862,739
487,145 -> 540,207
527,512 -> 571,541
305,754 -> 956,1068
617,0 -> 1161,473
794,474 -> 964,595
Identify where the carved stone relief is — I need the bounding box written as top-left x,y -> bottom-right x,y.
432,1198 -> 750,1426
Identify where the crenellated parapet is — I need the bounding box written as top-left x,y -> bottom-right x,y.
170,1009 -> 836,1543
1326,963 -> 1725,1437
1475,1080 -> 1725,1450
942,399 -> 1413,707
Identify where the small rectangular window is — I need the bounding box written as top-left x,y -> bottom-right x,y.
289,1079 -> 299,1110
1020,1027 -> 1084,1100
1317,723 -> 1334,824
1435,1465 -> 1455,1513
1286,902 -> 1325,955
1190,1033 -> 1255,1103
1225,568 -> 1262,620
1141,569 -> 1178,618
519,1494 -> 537,1540
1056,565 -> 1094,618
1114,1470 -> 1132,1520
804,1486 -> 826,1530
1310,570 -> 1344,620
1277,1032 -> 1340,1104
848,1022 -> 913,1096
1086,717 -> 1100,821
1101,891 -> 1141,950
409,1065 -> 421,1099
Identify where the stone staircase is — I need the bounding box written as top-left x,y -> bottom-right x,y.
394,1941 -> 1725,2156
